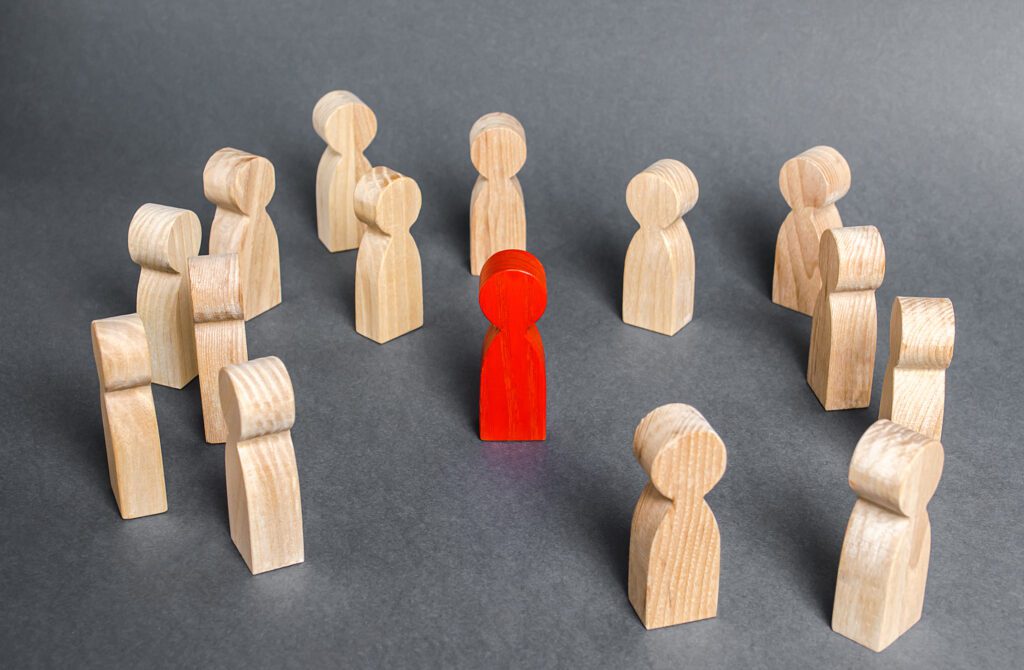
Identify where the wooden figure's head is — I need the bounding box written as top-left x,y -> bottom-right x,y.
849,420 -> 944,516
479,249 -> 547,329
889,297 -> 955,370
779,146 -> 851,210
128,204 -> 201,274
188,254 -> 243,324
626,159 -> 698,230
203,148 -> 276,215
219,356 -> 295,442
91,313 -> 152,392
312,90 -> 377,153
819,226 -> 886,293
354,166 -> 421,235
470,112 -> 527,180
633,403 -> 726,499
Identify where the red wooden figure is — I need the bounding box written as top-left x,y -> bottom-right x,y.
479,249 -> 547,441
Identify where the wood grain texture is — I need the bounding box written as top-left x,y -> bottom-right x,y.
833,419 -> 944,652
622,159 -> 699,336
354,166 -> 424,343
628,403 -> 726,629
772,146 -> 850,315
188,253 -> 248,444
807,226 -> 886,410
879,297 -> 955,440
478,249 -> 547,441
469,112 -> 527,275
313,90 -> 377,252
219,356 -> 304,575
205,148 -> 281,320
90,313 -> 167,519
128,203 -> 201,388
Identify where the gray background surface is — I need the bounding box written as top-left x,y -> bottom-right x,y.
1,1 -> 1022,667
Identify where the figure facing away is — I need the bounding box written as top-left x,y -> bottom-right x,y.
469,112 -> 527,275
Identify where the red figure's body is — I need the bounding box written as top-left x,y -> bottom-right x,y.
479,250 -> 547,441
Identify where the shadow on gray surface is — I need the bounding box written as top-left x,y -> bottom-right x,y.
715,191 -> 780,300
574,228 -> 624,319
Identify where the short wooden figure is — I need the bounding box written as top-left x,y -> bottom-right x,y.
628,403 -> 726,629
622,159 -> 699,336
90,313 -> 167,519
773,146 -> 850,315
188,253 -> 248,444
128,203 -> 201,388
205,148 -> 281,320
313,90 -> 377,252
353,166 -> 424,343
479,249 -> 547,441
833,419 -> 944,652
807,226 -> 886,410
219,356 -> 304,575
469,112 -> 527,275
879,297 -> 955,440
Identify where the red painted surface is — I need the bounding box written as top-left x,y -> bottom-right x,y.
479,250 -> 547,441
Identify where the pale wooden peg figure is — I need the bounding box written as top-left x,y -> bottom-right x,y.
313,90 -> 377,252
469,112 -> 527,275
622,159 -> 699,336
204,148 -> 281,320
353,166 -> 424,343
773,146 -> 850,315
833,419 -> 944,652
219,356 -> 304,575
90,313 -> 167,519
128,203 -> 201,388
188,253 -> 248,444
879,297 -> 955,440
807,226 -> 886,410
628,403 -> 727,629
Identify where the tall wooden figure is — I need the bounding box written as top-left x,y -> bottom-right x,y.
469,112 -> 527,275
622,159 -> 699,336
353,166 -> 424,343
128,203 -> 201,388
313,90 -> 377,252
188,253 -> 248,444
833,419 -> 944,652
807,226 -> 886,410
219,356 -> 304,575
628,403 -> 726,629
773,146 -> 850,315
479,249 -> 547,441
91,313 -> 167,519
879,297 -> 955,440
205,148 -> 281,320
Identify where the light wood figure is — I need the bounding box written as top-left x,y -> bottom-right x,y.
188,253 -> 248,444
622,159 -> 699,336
628,403 -> 726,629
128,203 -> 201,388
313,90 -> 377,252
354,166 -> 424,343
205,148 -> 281,320
879,297 -> 955,440
219,356 -> 304,575
469,112 -> 527,275
772,146 -> 851,315
90,313 -> 167,519
833,419 -> 944,652
807,226 -> 886,410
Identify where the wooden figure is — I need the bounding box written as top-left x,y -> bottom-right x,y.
188,253 -> 248,444
772,146 -> 850,315
469,112 -> 527,275
879,297 -> 955,440
628,403 -> 726,629
807,226 -> 886,410
353,166 -> 424,343
90,313 -> 167,519
479,249 -> 547,441
313,90 -> 377,252
622,159 -> 699,336
833,419 -> 944,652
128,203 -> 201,388
219,356 -> 304,575
205,148 -> 281,320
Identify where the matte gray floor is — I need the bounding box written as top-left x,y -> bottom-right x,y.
1,1 -> 1022,668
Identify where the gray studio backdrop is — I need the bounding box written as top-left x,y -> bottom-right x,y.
1,1 -> 1021,668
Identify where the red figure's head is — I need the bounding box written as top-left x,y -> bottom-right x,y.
479,250 -> 547,329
